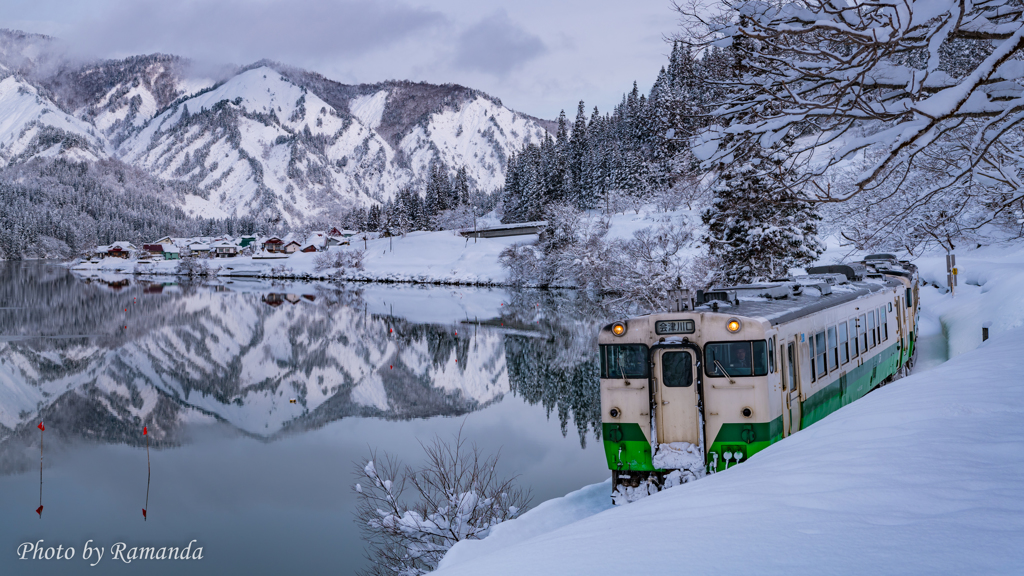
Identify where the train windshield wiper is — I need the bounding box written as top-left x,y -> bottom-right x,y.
714,360 -> 736,384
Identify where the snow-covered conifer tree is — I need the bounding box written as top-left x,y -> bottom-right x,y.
702,133 -> 823,284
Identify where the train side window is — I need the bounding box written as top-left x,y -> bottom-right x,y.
780,344 -> 788,389
859,314 -> 868,352
808,335 -> 816,382
814,331 -> 827,378
827,326 -> 839,371
838,323 -> 849,365
906,288 -> 913,308
662,351 -> 693,387
850,319 -> 860,358
881,307 -> 888,341
787,343 -> 797,392
768,336 -> 776,373
868,311 -> 876,349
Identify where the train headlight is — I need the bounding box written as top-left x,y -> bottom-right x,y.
727,318 -> 742,333
611,322 -> 627,337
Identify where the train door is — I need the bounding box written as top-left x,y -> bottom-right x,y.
782,340 -> 802,435
895,296 -> 906,363
780,342 -> 790,436
653,349 -> 702,447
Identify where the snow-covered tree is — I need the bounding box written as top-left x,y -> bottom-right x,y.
702,134 -> 824,284
677,0 -> 1024,246
354,432 -> 531,576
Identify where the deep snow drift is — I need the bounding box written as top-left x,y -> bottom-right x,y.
435,243 -> 1024,575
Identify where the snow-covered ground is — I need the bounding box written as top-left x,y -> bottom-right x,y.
68,205 -> 699,285
434,242 -> 1024,575
70,229 -> 531,285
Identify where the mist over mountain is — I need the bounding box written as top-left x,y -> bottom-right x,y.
0,29 -> 553,228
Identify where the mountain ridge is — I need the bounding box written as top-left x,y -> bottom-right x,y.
0,29 -> 554,226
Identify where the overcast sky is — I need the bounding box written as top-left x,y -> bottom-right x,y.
2,0 -> 680,119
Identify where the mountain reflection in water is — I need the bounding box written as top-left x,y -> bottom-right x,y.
0,262 -> 610,576
0,263 -> 604,465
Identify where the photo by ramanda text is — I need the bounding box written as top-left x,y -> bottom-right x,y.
16,539 -> 203,565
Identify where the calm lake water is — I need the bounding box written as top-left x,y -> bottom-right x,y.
0,262 -> 610,575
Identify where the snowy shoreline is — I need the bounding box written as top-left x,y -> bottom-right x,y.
66,230 -> 537,287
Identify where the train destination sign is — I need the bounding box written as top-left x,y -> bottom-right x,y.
655,319 -> 695,335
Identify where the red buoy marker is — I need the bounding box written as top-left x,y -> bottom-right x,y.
143,426 -> 150,521
37,422 -> 44,518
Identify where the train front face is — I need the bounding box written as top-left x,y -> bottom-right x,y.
599,313 -> 775,481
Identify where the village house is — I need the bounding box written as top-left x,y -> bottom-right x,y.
328,227 -> 359,238
213,240 -> 239,258
142,244 -> 164,259
188,242 -> 211,257
162,245 -> 180,260
105,241 -> 137,259
262,237 -> 286,253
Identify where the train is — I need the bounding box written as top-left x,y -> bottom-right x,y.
598,254 -> 920,503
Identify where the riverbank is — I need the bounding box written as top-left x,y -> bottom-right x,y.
70,230 -> 530,286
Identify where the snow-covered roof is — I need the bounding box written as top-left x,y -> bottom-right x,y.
213,240 -> 237,249
693,279 -> 899,325
461,220 -> 547,233
189,243 -> 211,250
163,245 -> 180,253
109,241 -> 136,251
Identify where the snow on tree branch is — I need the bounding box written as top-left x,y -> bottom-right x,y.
675,0 -> 1024,248
353,429 -> 531,576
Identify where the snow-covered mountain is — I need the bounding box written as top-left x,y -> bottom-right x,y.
0,30 -> 552,224
0,76 -> 110,166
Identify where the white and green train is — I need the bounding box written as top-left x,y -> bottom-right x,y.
599,255 -> 920,501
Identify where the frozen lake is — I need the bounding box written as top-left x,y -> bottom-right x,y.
0,262 -> 610,575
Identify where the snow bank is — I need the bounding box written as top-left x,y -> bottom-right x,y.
433,244 -> 1024,575
436,327 -> 1024,575
351,230 -> 525,284
438,480 -> 613,571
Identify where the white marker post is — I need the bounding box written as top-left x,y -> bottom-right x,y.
946,252 -> 957,297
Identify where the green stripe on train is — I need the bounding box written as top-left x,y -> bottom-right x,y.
706,417 -> 783,466
602,423 -> 654,471
604,341 -> 908,472
802,341 -> 900,427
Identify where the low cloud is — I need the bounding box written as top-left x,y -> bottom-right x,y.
453,11 -> 546,75
57,0 -> 445,66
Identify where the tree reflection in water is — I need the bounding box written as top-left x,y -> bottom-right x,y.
0,262 -> 608,473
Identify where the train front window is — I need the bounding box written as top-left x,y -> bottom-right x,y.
600,344 -> 649,379
661,351 -> 693,387
705,341 -> 768,377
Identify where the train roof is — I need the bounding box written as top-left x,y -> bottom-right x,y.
692,277 -> 902,326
